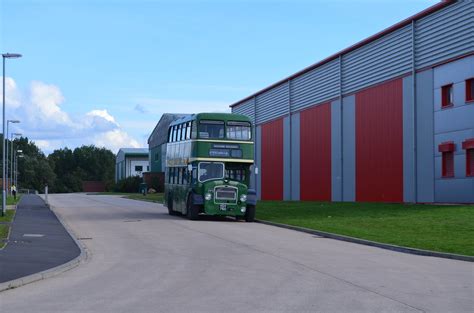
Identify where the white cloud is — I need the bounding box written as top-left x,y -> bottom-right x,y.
34,139 -> 53,151
134,104 -> 148,114
4,77 -> 143,154
29,80 -> 73,126
84,109 -> 119,132
0,77 -> 22,109
93,129 -> 141,152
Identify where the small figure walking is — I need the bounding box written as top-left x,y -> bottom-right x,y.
11,184 -> 17,200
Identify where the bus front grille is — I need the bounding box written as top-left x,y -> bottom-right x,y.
215,187 -> 237,201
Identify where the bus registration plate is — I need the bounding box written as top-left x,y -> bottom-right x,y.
219,204 -> 227,211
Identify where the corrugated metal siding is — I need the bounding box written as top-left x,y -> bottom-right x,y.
261,118 -> 283,200
256,82 -> 289,124
342,25 -> 412,95
300,103 -> 332,201
291,60 -> 339,111
415,1 -> 474,69
232,98 -> 255,123
355,78 -> 404,202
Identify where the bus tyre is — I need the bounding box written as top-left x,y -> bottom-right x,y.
186,195 -> 199,220
245,205 -> 256,222
167,195 -> 176,216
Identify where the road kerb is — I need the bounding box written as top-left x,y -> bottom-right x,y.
0,199 -> 89,292
256,219 -> 474,263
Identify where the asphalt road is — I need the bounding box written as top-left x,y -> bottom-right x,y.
0,194 -> 472,313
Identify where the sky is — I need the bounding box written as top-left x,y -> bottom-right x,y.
1,0 -> 438,154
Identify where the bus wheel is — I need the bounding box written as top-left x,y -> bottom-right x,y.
186,195 -> 199,220
167,194 -> 176,216
245,205 -> 256,222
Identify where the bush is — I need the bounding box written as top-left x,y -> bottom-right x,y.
149,176 -> 163,192
114,176 -> 142,193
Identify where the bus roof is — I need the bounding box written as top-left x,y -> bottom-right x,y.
169,112 -> 252,127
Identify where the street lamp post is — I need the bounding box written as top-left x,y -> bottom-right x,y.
10,132 -> 21,194
2,53 -> 22,216
6,120 -> 20,194
12,150 -> 23,190
15,150 -> 23,188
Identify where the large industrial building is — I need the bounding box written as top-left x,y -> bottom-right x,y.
231,0 -> 474,203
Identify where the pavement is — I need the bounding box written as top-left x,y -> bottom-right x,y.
0,193 -> 472,313
0,195 -> 80,283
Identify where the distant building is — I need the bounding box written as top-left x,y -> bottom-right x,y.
148,114 -> 190,172
146,113 -> 190,190
115,148 -> 149,182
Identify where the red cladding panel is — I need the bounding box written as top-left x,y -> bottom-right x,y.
300,103 -> 332,201
438,141 -> 455,152
442,152 -> 454,178
466,149 -> 474,177
356,78 -> 403,202
261,118 -> 283,200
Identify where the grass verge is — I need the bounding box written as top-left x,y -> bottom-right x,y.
0,209 -> 16,249
7,194 -> 21,205
256,201 -> 474,256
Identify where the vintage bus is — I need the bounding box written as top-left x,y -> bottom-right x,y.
164,113 -> 257,221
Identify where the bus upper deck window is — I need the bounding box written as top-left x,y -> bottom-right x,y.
199,120 -> 224,139
227,121 -> 251,140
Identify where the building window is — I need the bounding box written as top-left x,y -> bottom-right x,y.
466,78 -> 474,102
135,165 -> 143,172
441,84 -> 453,108
462,138 -> 474,177
439,141 -> 455,178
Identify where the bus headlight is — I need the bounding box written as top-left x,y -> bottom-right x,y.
240,194 -> 247,202
205,192 -> 212,201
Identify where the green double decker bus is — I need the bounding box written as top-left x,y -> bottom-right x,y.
164,113 -> 257,221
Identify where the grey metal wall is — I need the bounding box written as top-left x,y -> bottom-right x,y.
342,25 -> 412,95
433,55 -> 474,203
342,95 -> 356,202
283,116 -> 292,200
291,60 -> 339,112
415,1 -> 474,69
290,113 -> 300,200
402,76 -> 415,203
256,82 -> 289,124
331,100 -> 342,202
232,98 -> 255,123
415,69 -> 435,203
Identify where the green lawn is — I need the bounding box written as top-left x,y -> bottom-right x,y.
0,209 -> 16,249
256,201 -> 474,256
87,192 -> 132,196
124,193 -> 164,203
89,192 -> 164,203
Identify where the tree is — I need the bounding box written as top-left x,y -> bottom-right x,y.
13,137 -> 56,192
47,145 -> 115,193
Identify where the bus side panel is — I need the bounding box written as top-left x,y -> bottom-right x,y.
261,118 -> 284,200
